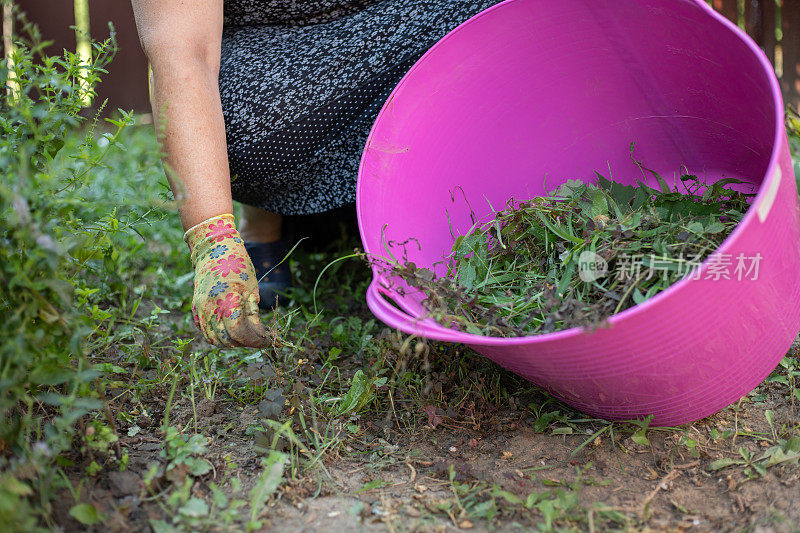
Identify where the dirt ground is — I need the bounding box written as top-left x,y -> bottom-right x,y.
52,331 -> 800,532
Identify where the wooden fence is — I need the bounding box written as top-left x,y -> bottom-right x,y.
710,0 -> 799,107
3,0 -> 800,113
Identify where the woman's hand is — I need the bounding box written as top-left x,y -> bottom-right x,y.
132,2 -> 265,347
184,214 -> 267,347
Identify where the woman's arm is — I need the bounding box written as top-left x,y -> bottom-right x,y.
131,0 -> 231,230
131,0 -> 268,348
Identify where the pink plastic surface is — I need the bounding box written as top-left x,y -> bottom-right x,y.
356,0 -> 800,426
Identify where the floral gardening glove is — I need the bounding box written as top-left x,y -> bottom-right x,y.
184,214 -> 267,348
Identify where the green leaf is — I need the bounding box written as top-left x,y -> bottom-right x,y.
555,259 -> 576,297
631,428 -> 649,446
739,447 -> 752,462
471,499 -> 497,520
250,451 -> 286,522
590,189 -> 608,218
632,288 -> 647,305
2,476 -> 33,496
179,498 -> 209,518
709,458 -> 737,471
686,222 -> 704,234
629,143 -> 671,193
458,263 -> 477,290
765,409 -> 775,428
654,171 -> 672,194
495,489 -> 522,506
29,365 -> 75,386
525,492 -> 542,509
595,171 -> 637,213
334,370 -> 376,417
537,499 -> 556,530
94,362 -> 126,374
356,479 -> 391,493
785,436 -> 800,454
533,410 -> 561,433
536,211 -> 583,244
187,457 -> 213,476
149,519 -> 177,533
186,434 -> 208,454
210,483 -> 229,508
451,235 -> 465,254
69,503 -> 105,525
257,389 -> 285,420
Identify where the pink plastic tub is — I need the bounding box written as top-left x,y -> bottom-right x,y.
356,0 -> 800,426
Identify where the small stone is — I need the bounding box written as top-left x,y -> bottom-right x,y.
108,471 -> 142,496
136,414 -> 153,428
371,504 -> 387,517
197,398 -> 216,417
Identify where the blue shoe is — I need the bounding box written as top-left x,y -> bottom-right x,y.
244,240 -> 292,309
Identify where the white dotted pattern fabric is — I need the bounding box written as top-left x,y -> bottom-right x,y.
220,0 -> 501,215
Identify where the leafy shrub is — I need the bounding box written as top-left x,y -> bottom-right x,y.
0,11 -> 167,529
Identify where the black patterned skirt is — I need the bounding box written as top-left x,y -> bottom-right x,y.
220,0 -> 501,215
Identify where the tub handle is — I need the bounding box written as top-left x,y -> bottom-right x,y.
365,280 -> 473,343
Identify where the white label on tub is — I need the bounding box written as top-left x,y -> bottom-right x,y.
757,166 -> 782,223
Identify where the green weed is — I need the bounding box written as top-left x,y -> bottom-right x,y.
385,147 -> 755,337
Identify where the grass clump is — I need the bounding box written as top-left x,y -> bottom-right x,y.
387,146 -> 755,337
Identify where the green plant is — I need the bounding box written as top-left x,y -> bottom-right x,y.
0,10 -> 165,528
326,369 -> 386,418
385,146 -> 754,337
160,426 -> 213,478
708,408 -> 800,479
419,463 -> 626,531
708,438 -> 800,478
246,451 -> 287,531
766,355 -> 800,408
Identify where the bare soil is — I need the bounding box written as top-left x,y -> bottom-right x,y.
53,338 -> 800,532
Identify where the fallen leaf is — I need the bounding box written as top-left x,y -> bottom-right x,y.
422,405 -> 443,428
